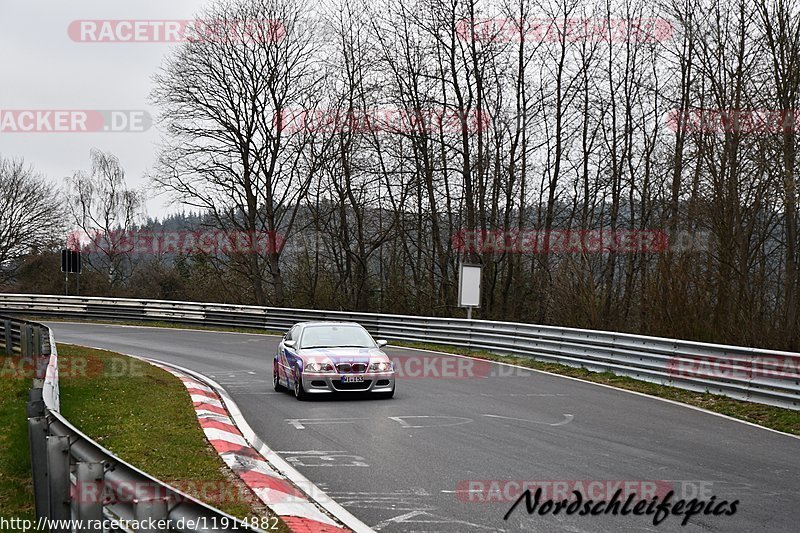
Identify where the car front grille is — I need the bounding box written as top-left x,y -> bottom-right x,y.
336,362 -> 367,373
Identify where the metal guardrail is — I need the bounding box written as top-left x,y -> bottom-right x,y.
1,314 -> 261,532
1,293 -> 798,411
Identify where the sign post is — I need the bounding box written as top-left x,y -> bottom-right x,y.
61,249 -> 81,295
458,263 -> 481,320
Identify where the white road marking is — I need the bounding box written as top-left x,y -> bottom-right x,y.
276,450 -> 348,454
287,417 -> 368,430
482,413 -> 574,426
388,415 -> 473,429
372,510 -> 498,531
479,392 -> 566,397
325,489 -> 430,496
284,453 -> 369,467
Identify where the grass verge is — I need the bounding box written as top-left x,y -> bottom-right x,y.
57,344 -> 289,530
0,352 -> 35,521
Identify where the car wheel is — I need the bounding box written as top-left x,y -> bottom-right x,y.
273,362 -> 285,392
293,366 -> 308,400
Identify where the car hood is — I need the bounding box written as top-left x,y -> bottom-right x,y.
298,347 -> 387,362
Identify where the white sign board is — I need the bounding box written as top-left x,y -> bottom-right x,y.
458,263 -> 482,308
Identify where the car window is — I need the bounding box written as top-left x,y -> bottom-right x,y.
299,325 -> 376,349
286,326 -> 298,342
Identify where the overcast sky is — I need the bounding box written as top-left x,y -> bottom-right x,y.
0,0 -> 213,218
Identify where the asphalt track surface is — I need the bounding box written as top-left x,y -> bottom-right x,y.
48,322 -> 799,532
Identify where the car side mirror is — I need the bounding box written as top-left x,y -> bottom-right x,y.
376,339 -> 388,348
284,340 -> 296,348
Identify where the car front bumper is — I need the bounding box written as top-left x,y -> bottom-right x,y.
300,371 -> 395,393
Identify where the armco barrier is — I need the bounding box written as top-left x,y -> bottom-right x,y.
1,293 -> 798,411
1,315 -> 263,532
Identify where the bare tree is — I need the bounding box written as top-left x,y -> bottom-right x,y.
756,0 -> 800,349
66,149 -> 145,288
0,156 -> 64,285
151,0 -> 324,306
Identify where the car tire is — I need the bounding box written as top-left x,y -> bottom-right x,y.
273,362 -> 285,392
293,366 -> 308,400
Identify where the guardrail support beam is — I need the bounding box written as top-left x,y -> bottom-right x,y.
28,416 -> 49,520
33,326 -> 42,356
41,327 -> 51,355
3,319 -> 11,354
134,498 -> 169,532
20,324 -> 31,358
27,386 -> 44,418
75,462 -> 105,529
47,435 -> 72,530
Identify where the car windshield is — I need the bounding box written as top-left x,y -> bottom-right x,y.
299,325 -> 376,349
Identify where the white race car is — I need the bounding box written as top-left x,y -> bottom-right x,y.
273,321 -> 396,400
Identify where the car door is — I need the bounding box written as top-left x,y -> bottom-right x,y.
278,325 -> 299,383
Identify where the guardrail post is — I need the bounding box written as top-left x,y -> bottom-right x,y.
47,435 -> 72,530
3,319 -> 11,354
75,462 -> 105,529
41,327 -> 52,356
20,324 -> 31,358
28,416 -> 49,520
134,498 -> 169,532
27,386 -> 44,418
33,326 -> 42,356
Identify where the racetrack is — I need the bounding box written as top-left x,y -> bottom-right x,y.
48,322 -> 799,532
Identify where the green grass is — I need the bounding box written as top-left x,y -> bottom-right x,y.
57,344 -> 287,529
0,355 -> 35,521
395,341 -> 800,436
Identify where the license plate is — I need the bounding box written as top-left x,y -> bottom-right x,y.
342,375 -> 365,383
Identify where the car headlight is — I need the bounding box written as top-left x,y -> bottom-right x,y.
369,361 -> 393,372
305,362 -> 334,373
